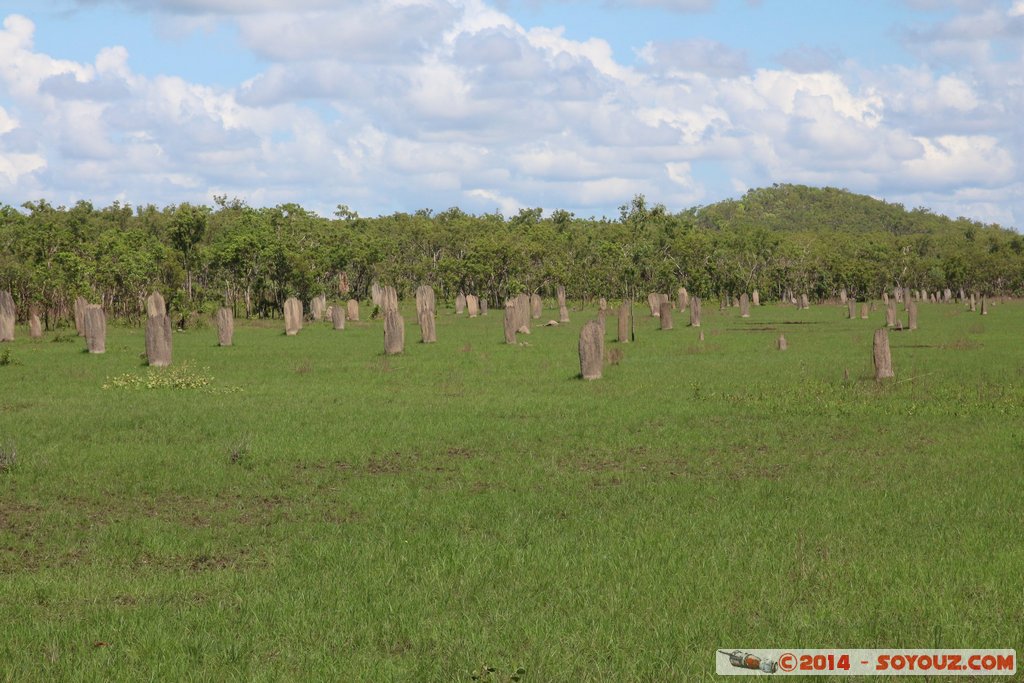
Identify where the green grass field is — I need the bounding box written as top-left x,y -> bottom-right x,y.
1,300 -> 1022,681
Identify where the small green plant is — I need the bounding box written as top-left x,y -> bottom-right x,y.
50,332 -> 75,343
228,437 -> 250,466
0,349 -> 13,366
102,362 -> 242,392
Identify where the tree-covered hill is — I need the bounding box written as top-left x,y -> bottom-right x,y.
0,185 -> 1020,327
695,184 -> 1012,237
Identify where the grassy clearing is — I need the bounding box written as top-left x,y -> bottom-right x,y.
1,300 -> 1022,681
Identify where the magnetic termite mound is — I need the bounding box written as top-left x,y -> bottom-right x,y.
659,302 -> 673,329
284,297 -> 303,335
557,286 -> 569,324
0,290 -> 15,342
578,319 -> 604,380
29,311 -> 42,340
384,309 -> 405,355
617,301 -> 631,343
647,292 -> 660,317
84,304 -> 106,353
311,294 -> 327,321
873,328 -> 894,380
503,301 -> 517,344
146,291 -> 166,318
418,308 -> 436,343
216,307 -> 235,345
146,313 -> 173,367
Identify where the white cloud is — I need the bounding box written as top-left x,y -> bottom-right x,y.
902,135 -> 1015,188
638,39 -> 749,77
0,15 -> 96,101
464,187 -> 522,215
664,161 -> 705,204
901,3 -> 1024,66
0,151 -> 46,186
235,2 -> 461,63
934,74 -> 979,110
0,105 -> 18,135
0,1 -> 1020,226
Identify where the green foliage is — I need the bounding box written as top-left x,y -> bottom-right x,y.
1,186 -> 1020,323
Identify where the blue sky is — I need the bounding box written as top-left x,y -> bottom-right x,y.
0,0 -> 1020,227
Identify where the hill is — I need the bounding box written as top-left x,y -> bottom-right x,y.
693,184 -> 1014,236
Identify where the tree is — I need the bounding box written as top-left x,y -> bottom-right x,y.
169,203 -> 209,300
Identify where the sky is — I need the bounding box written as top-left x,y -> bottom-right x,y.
0,0 -> 1021,228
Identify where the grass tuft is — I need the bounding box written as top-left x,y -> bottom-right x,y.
0,442 -> 15,473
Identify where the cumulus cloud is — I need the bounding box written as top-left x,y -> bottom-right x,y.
0,1 -> 1020,227
235,3 -> 461,63
900,1 -> 1024,67
638,39 -> 749,78
902,135 -> 1015,188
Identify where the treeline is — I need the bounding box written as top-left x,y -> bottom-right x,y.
0,184 -> 1020,327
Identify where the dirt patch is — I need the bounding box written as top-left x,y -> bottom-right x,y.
366,455 -> 404,475
294,460 -> 354,472
320,508 -> 362,525
578,459 -> 624,473
942,338 -> 982,350
726,460 -> 788,481
189,554 -> 238,572
132,548 -> 263,572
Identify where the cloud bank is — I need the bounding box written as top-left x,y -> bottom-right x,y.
0,0 -> 1020,227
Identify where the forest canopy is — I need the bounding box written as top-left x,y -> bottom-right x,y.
1,184 -> 1020,325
